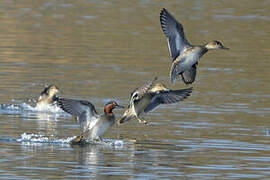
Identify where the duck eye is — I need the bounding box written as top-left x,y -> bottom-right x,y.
132,92 -> 138,100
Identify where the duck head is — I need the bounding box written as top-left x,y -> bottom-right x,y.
205,41 -> 229,50
104,101 -> 124,115
118,90 -> 140,124
42,84 -> 60,97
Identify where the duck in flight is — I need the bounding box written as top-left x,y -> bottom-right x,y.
57,98 -> 124,143
160,8 -> 229,85
119,77 -> 192,125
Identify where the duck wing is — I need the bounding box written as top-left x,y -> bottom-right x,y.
160,8 -> 191,61
181,62 -> 198,84
57,98 -> 99,132
144,87 -> 192,113
131,77 -> 158,101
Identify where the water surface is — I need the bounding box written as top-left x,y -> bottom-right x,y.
0,0 -> 270,179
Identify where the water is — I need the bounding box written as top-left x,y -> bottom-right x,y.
0,0 -> 270,179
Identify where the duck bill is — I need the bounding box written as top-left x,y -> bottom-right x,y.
115,104 -> 125,109
221,46 -> 229,50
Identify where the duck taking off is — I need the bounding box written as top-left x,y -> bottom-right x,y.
36,84 -> 60,107
160,8 -> 229,85
57,98 -> 124,143
119,77 -> 192,125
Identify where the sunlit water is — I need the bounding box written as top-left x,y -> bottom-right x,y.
0,0 -> 270,179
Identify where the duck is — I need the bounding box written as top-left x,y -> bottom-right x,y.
160,8 -> 229,85
36,84 -> 60,107
119,77 -> 192,125
57,98 -> 124,143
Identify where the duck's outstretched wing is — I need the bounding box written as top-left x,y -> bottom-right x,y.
181,62 -> 198,84
58,98 -> 97,117
57,98 -> 99,132
160,8 -> 191,61
144,87 -> 192,113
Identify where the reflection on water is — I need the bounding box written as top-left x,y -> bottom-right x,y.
0,0 -> 270,179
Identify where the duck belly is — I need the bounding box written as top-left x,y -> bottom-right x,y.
90,120 -> 113,140
177,51 -> 200,73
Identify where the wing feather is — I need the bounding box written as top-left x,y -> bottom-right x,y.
57,98 -> 99,133
160,8 -> 191,60
144,87 -> 192,113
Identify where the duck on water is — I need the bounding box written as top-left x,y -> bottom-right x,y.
57,98 -> 124,144
36,84 -> 60,107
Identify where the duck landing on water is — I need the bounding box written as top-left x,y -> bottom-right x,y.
36,84 -> 60,107
57,98 -> 124,145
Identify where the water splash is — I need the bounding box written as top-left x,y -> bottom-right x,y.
17,133 -> 125,148
81,138 -> 125,148
0,102 -> 64,115
17,133 -> 75,144
31,102 -> 63,113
